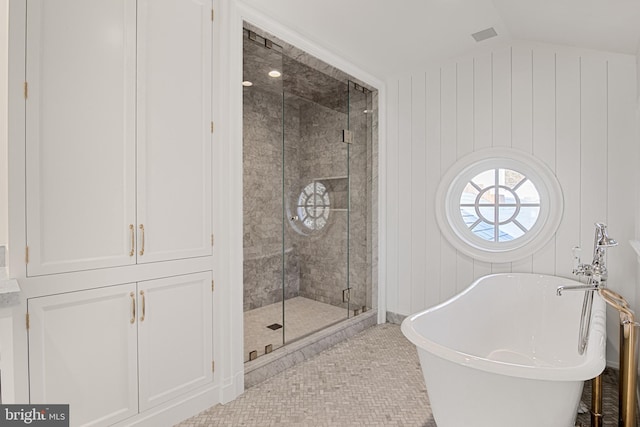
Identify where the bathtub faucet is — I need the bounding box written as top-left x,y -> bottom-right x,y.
576,223 -> 618,284
573,222 -> 618,284
556,223 -> 618,296
555,281 -> 600,296
556,223 -> 617,356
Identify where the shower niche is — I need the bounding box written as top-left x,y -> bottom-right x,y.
242,25 -> 376,362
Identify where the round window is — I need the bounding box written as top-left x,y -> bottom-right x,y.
435,148 -> 563,262
460,168 -> 541,242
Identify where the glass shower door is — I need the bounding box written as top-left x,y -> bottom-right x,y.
347,81 -> 373,315
282,61 -> 350,344
242,31 -> 285,361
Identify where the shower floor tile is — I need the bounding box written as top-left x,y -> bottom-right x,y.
243,296 -> 347,362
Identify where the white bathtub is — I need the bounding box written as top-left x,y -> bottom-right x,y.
401,273 -> 606,427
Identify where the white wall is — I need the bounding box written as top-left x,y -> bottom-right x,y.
0,0 -> 8,248
386,41 -> 638,366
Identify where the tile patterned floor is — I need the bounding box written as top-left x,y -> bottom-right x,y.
179,323 -> 634,426
244,297 -> 348,362
179,323 -> 434,426
575,367 -> 640,427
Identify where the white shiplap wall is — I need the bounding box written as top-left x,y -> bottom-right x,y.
386,42 -> 638,364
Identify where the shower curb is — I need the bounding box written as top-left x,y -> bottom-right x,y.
244,310 -> 378,389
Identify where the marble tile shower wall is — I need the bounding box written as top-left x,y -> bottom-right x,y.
243,87 -> 371,311
292,95 -> 370,310
294,101 -> 348,307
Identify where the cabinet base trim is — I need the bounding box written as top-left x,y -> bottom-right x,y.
111,383 -> 220,427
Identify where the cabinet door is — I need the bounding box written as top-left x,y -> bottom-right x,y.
136,0 -> 213,264
25,0 -> 137,276
137,272 -> 213,411
28,284 -> 139,427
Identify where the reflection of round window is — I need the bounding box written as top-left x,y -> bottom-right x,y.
297,182 -> 330,231
435,148 -> 563,263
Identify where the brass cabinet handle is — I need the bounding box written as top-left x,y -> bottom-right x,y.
140,290 -> 146,322
129,292 -> 135,324
129,224 -> 135,257
139,224 -> 145,256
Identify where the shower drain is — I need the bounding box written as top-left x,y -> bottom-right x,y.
266,323 -> 282,330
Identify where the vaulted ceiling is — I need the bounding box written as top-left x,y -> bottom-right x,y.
240,0 -> 640,79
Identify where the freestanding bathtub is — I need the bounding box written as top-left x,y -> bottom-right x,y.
401,273 -> 606,427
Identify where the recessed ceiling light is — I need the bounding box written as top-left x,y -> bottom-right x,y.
242,81 -> 253,87
268,70 -> 281,78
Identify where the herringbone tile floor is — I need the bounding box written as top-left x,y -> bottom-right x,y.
177,323 -> 631,426
576,367 -> 640,427
177,323 -> 433,426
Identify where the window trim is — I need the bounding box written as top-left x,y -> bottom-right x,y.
435,148 -> 563,263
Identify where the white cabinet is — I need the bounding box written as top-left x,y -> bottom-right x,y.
136,0 -> 213,264
25,0 -> 138,275
138,272 -> 213,411
28,283 -> 139,427
25,0 -> 213,276
28,272 -> 213,426
16,0 -> 217,423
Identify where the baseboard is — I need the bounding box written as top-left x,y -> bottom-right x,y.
113,384 -> 220,427
219,371 -> 244,404
386,311 -> 407,325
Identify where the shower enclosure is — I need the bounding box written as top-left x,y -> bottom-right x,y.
243,26 -> 374,362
